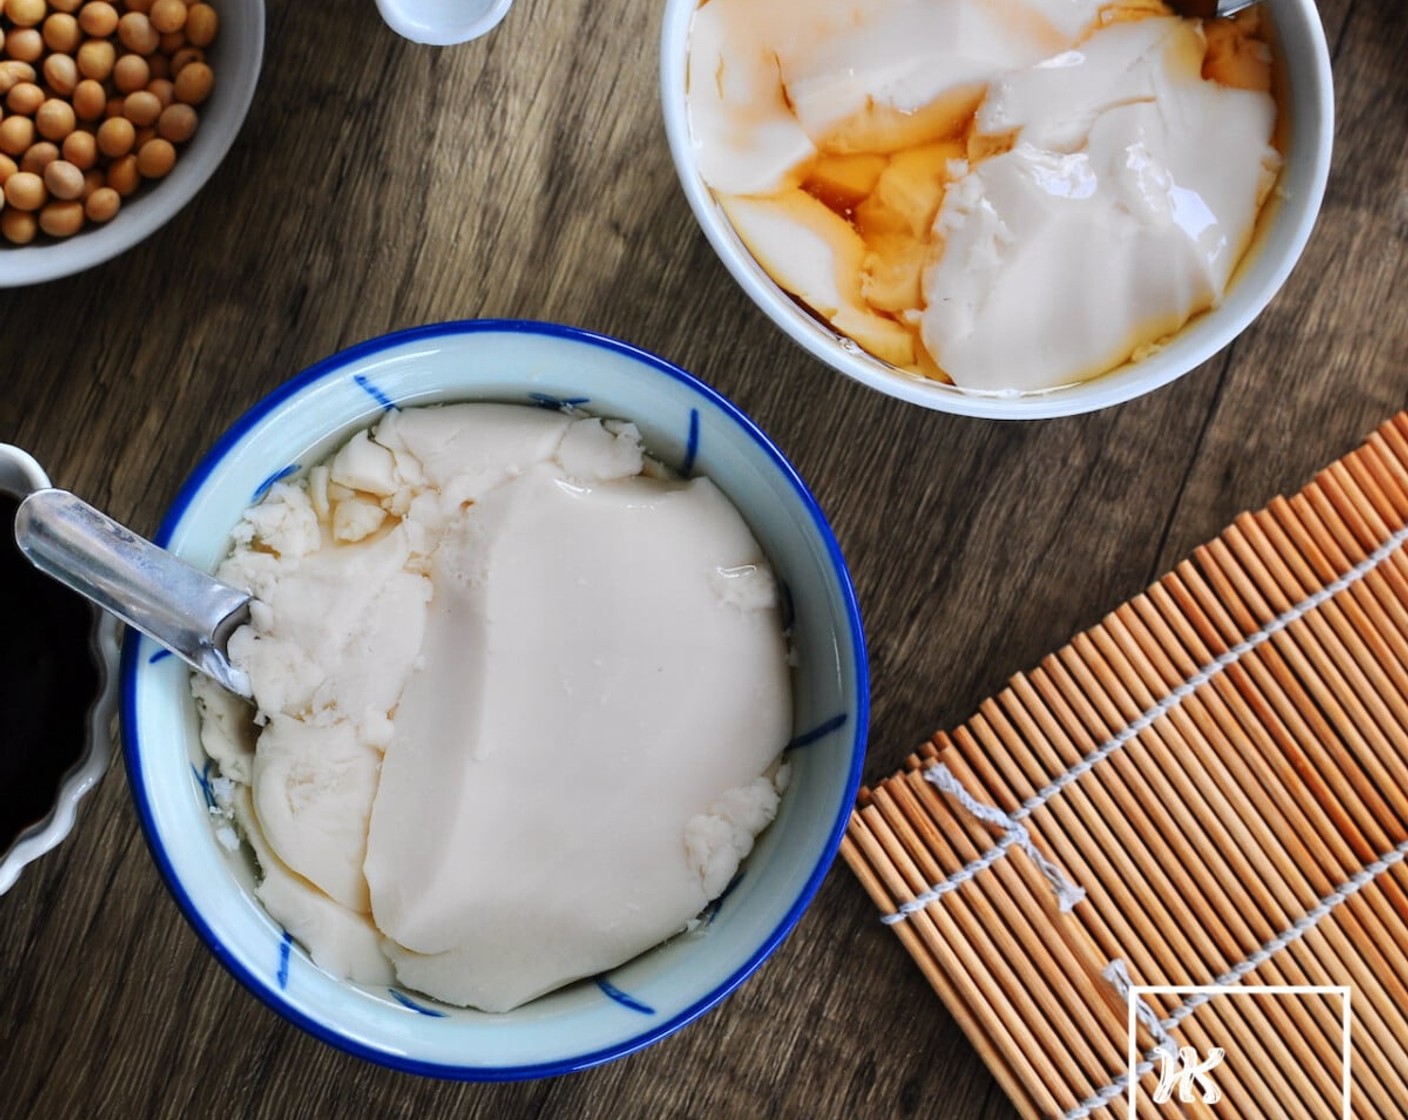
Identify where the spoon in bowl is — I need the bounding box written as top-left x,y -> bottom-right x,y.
13,488 -> 253,698
1165,0 -> 1258,17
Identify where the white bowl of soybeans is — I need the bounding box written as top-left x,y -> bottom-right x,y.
0,0 -> 262,285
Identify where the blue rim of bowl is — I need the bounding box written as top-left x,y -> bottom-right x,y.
121,318 -> 871,1080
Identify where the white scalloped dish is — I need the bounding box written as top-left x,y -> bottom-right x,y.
0,445 -> 121,896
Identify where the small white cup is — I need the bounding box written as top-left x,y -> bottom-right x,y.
374,0 -> 513,45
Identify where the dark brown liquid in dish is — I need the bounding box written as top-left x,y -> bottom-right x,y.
0,492 -> 100,855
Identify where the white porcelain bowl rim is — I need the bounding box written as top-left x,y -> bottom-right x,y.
0,0 -> 265,288
121,318 -> 870,1079
659,0 -> 1335,419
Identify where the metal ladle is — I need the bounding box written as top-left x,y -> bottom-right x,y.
1166,0 -> 1258,18
13,489 -> 253,698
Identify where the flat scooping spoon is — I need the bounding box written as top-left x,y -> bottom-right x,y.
13,489 -> 253,699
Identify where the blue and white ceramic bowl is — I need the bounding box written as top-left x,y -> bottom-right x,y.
122,320 -> 869,1078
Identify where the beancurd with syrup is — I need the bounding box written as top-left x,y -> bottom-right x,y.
686,0 -> 1283,393
192,403 -> 795,1013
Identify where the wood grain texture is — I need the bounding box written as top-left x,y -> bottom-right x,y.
0,0 -> 1402,1117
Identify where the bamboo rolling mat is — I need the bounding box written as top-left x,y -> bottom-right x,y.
843,412 -> 1408,1120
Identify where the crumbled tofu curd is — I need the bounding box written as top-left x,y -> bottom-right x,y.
192,403 -> 793,1012
686,0 -> 1282,392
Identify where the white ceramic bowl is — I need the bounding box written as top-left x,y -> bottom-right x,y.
0,445 -> 121,895
122,320 -> 869,1078
0,0 -> 264,288
660,0 -> 1334,419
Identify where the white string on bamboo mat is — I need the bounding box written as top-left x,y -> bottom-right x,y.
1102,959 -> 1178,1061
1062,834 -> 1408,1120
882,521 -> 1408,926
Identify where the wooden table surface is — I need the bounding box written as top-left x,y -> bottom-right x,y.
2,0 -> 1404,1116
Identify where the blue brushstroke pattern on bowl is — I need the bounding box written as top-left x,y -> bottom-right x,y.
121,319 -> 868,1079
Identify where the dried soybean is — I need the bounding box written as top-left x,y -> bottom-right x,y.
0,0 -> 220,244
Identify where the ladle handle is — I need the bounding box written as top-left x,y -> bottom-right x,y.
14,489 -> 252,698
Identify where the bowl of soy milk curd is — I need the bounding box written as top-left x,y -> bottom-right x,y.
122,320 -> 868,1078
661,0 -> 1333,417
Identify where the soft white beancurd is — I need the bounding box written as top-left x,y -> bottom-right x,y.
686,0 -> 1282,392
193,403 -> 794,1012
921,17 -> 1280,391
